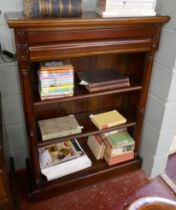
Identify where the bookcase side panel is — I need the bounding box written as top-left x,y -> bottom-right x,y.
14,29 -> 42,186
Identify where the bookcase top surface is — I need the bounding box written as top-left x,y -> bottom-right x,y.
5,12 -> 169,29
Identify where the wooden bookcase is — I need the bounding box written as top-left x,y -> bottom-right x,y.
6,12 -> 169,200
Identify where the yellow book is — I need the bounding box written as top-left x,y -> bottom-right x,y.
90,110 -> 127,130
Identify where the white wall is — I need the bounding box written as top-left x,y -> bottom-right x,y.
0,0 -> 175,177
140,0 -> 176,178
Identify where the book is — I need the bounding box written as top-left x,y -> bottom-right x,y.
77,69 -> 129,88
90,110 -> 127,130
23,0 -> 83,18
38,115 -> 83,141
39,60 -> 73,71
41,154 -> 92,181
39,139 -> 92,181
104,151 -> 134,166
102,131 -> 135,149
85,81 -> 130,92
40,93 -> 73,100
39,139 -> 84,169
105,144 -> 135,158
96,8 -> 156,17
96,0 -> 156,17
87,134 -> 106,160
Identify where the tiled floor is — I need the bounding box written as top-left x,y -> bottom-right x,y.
16,168 -> 176,210
166,153 -> 176,184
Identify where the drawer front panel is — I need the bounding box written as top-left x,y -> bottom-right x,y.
28,26 -> 156,44
29,38 -> 152,61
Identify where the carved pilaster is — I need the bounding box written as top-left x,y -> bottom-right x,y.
15,30 -> 29,62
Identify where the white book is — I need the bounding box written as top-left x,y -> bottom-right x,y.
96,8 -> 156,17
41,155 -> 92,181
97,0 -> 156,11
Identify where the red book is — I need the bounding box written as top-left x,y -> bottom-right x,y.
104,151 -> 134,166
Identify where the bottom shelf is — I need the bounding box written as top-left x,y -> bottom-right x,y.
28,143 -> 142,201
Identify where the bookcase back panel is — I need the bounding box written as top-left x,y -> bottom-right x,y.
34,91 -> 140,122
34,100 -> 87,120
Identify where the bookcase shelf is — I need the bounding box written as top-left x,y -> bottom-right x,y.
38,117 -> 136,147
6,12 -> 169,200
33,83 -> 142,106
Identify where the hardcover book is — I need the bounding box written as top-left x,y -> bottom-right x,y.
77,69 -> 129,88
90,110 -> 127,130
38,115 -> 83,141
23,0 -> 82,18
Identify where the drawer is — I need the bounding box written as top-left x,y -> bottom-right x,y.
27,26 -> 157,44
29,37 -> 152,61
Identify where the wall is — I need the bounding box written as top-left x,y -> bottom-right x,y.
0,0 -> 27,169
140,0 -> 176,178
0,0 -> 175,176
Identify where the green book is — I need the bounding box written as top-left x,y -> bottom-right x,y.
104,132 -> 135,149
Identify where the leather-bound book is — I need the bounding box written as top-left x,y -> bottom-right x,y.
77,69 -> 130,92
23,0 -> 82,18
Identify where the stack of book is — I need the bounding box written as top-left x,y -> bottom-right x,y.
96,0 -> 157,17
90,110 -> 127,130
77,69 -> 130,92
38,60 -> 74,100
39,139 -> 92,181
38,115 -> 83,141
101,130 -> 135,166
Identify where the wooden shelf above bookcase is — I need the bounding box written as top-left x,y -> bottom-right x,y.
6,12 -> 169,200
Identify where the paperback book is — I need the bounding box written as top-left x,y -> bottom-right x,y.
39,139 -> 84,169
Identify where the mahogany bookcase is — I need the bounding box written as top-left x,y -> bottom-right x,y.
6,12 -> 169,200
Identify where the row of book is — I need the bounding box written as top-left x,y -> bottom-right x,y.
38,60 -> 130,100
96,0 -> 157,17
38,110 -> 135,180
38,60 -> 74,100
38,110 -> 126,141
88,129 -> 135,166
39,128 -> 135,181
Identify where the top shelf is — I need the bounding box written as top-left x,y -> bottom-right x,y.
5,12 -> 170,29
